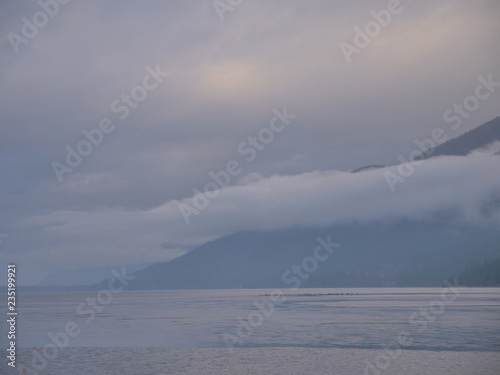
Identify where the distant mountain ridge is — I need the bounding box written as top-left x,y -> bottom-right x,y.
39,263 -> 152,286
425,116 -> 500,158
351,165 -> 385,173
352,116 -> 500,172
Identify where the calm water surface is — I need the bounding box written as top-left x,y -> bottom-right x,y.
2,288 -> 499,374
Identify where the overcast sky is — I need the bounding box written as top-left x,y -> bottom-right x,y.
1,0 -> 499,284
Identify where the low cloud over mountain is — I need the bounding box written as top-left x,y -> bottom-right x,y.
15,138 -> 500,284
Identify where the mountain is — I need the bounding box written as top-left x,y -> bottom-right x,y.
425,116 -> 500,158
354,116 -> 500,170
40,263 -> 152,286
123,219 -> 499,289
110,117 -> 500,290
351,165 -> 385,173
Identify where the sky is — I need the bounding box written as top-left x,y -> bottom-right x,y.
0,0 -> 499,284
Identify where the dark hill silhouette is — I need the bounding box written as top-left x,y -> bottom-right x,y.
114,220 -> 499,290
425,116 -> 500,158
354,116 -> 500,170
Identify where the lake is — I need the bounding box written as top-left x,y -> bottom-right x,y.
3,287 -> 500,374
